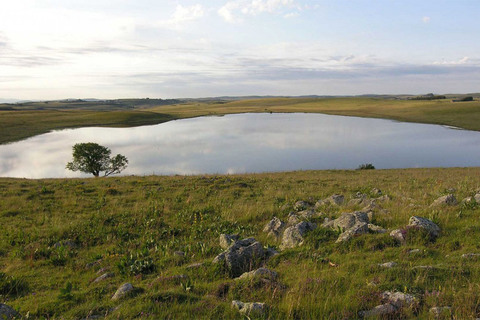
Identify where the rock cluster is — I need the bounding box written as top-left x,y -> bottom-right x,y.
232,300 -> 266,316
359,291 -> 416,317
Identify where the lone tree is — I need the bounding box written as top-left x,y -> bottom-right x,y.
66,142 -> 128,177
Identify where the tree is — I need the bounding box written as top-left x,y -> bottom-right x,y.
66,143 -> 128,177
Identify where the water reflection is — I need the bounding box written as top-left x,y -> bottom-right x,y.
1,113 -> 480,178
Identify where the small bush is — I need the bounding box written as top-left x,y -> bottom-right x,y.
357,163 -> 375,170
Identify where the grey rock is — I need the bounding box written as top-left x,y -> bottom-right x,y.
379,262 -> 397,268
371,188 -> 382,196
213,238 -> 266,277
219,234 -> 240,249
0,304 -> 20,320
326,194 -> 345,206
280,221 -> 317,249
335,222 -> 369,243
368,224 -> 387,233
265,247 -> 279,258
232,300 -> 266,316
287,212 -> 301,225
359,303 -> 397,318
431,194 -> 458,207
462,196 -> 474,204
390,229 -> 406,243
331,211 -> 369,231
475,193 -> 480,203
294,200 -> 311,211
408,216 -> 441,238
430,306 -> 451,317
93,272 -> 114,283
409,249 -> 421,254
298,208 -> 317,219
462,253 -> 480,259
237,268 -> 278,281
376,194 -> 391,202
112,283 -> 134,301
381,291 -> 416,308
263,217 -> 285,238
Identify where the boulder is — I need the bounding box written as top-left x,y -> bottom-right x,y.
324,211 -> 369,231
112,283 -> 134,301
335,222 -> 369,243
298,208 -> 317,219
381,291 -> 416,308
232,300 -> 266,316
379,262 -> 397,268
213,238 -> 267,277
287,212 -> 301,225
93,272 -> 114,283
475,193 -> 480,203
0,304 -> 20,320
408,216 -> 441,238
237,268 -> 278,281
368,224 -> 387,233
390,229 -> 406,243
325,194 -> 345,206
219,234 -> 240,249
431,194 -> 457,207
280,222 -> 317,249
263,217 -> 285,238
359,303 -> 397,318
294,201 -> 311,211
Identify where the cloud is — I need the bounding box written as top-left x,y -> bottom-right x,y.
171,4 -> 204,23
422,16 -> 431,23
433,57 -> 469,65
218,0 -> 297,22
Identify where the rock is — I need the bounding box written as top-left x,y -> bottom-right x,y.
475,193 -> 480,203
298,208 -> 317,219
326,194 -> 345,206
368,224 -> 387,233
335,222 -> 369,243
93,272 -> 115,283
0,304 -> 20,320
112,283 -> 134,301
186,262 -> 204,269
430,306 -> 451,317
371,188 -> 382,196
237,268 -> 278,281
376,195 -> 391,202
355,192 -> 367,199
390,229 -> 406,243
280,221 -> 317,249
213,238 -> 267,277
294,200 -> 311,211
408,216 -> 441,238
381,291 -> 416,308
263,217 -> 285,238
431,194 -> 457,207
232,300 -> 266,316
462,196 -> 474,204
85,259 -> 102,269
359,303 -> 397,318
264,247 -> 279,258
409,249 -> 421,254
331,211 -> 369,231
379,262 -> 397,268
287,212 -> 301,225
219,234 -> 240,249
462,253 -> 480,259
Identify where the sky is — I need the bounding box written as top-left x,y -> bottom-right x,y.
0,0 -> 479,100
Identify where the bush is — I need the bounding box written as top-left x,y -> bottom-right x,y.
357,163 -> 375,170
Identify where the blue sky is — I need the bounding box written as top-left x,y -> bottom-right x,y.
0,0 -> 479,99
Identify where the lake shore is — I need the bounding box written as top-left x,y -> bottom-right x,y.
1,97 -> 480,144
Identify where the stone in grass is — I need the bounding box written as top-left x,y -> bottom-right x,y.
335,222 -> 369,243
293,200 -> 311,211
408,216 -> 441,238
213,238 -> 267,277
232,300 -> 266,316
462,253 -> 480,259
368,224 -> 387,233
390,229 -> 406,244
0,304 -> 20,320
379,262 -> 397,268
430,306 -> 451,317
236,268 -> 278,281
112,283 -> 134,301
93,272 -> 115,283
219,234 -> 239,249
280,221 -> 317,249
263,217 -> 285,238
381,291 -> 416,308
475,193 -> 480,203
358,303 -> 397,318
431,194 -> 457,207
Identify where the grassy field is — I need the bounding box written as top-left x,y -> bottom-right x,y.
1,97 -> 480,144
2,168 -> 480,318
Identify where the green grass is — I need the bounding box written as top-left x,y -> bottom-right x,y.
2,97 -> 480,144
1,168 -> 480,318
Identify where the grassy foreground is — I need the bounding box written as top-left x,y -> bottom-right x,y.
1,97 -> 480,144
1,168 -> 480,318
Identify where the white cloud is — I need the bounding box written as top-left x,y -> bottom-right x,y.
433,57 -> 470,65
422,16 -> 431,24
218,0 -> 297,22
172,4 -> 204,23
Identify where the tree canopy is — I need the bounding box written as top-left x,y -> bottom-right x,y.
66,143 -> 128,177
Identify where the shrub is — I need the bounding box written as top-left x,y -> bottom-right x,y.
357,163 -> 375,170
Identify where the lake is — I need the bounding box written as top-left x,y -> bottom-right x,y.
1,113 -> 480,178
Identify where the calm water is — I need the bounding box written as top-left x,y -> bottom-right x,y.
1,113 -> 480,178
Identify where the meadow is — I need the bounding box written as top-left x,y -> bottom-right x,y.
1,97 -> 480,144
1,168 -> 480,319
